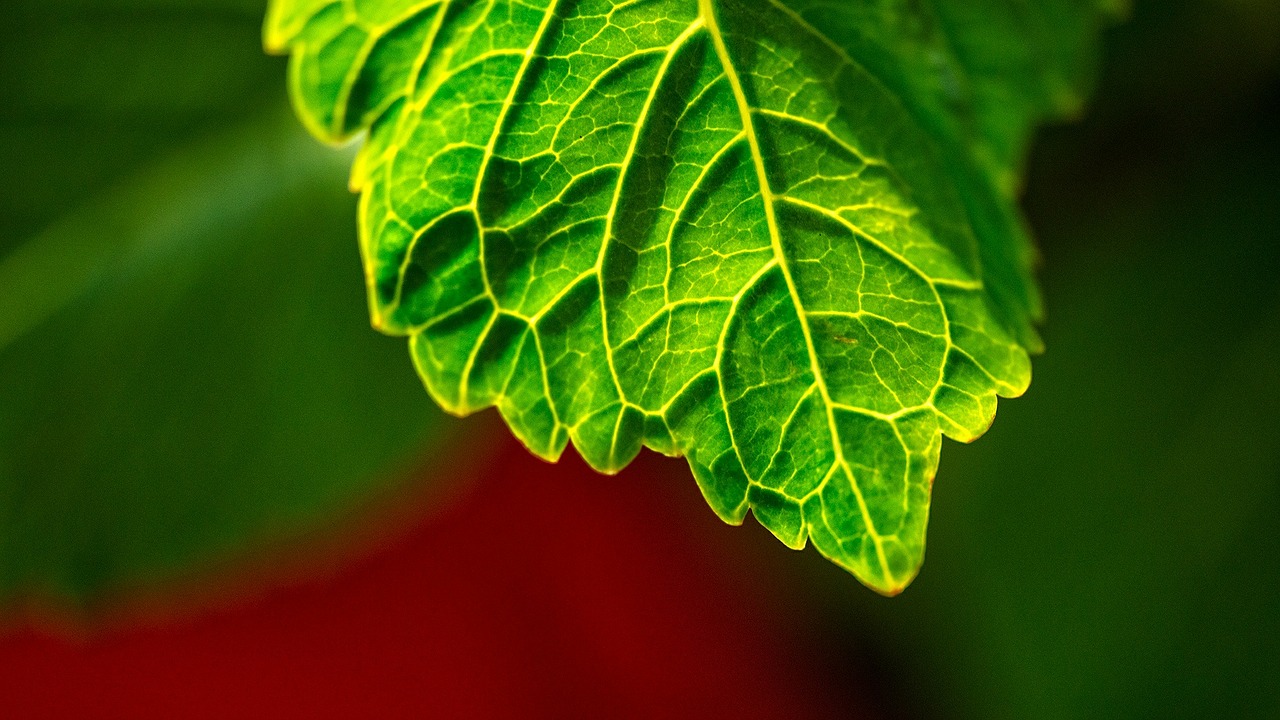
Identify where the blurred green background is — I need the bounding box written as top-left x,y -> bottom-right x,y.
0,0 -> 452,608
1,0 -> 1277,718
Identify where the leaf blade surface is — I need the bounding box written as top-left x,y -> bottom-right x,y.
267,0 -> 1112,593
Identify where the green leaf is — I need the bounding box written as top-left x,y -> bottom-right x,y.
0,0 -> 455,608
0,0 -> 287,254
0,112 -> 453,608
266,0 -> 1112,593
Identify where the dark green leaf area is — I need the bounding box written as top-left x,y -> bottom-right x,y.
267,0 -> 1112,592
0,119 -> 445,607
0,0 -> 286,254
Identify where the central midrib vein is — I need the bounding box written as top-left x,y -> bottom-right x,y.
698,0 -> 893,584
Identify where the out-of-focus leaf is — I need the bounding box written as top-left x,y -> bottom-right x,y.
0,1 -> 452,609
0,0 -> 284,253
0,112 -> 449,608
265,0 -> 1113,594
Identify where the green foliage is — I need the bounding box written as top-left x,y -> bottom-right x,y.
0,1 -> 447,608
266,0 -> 1113,593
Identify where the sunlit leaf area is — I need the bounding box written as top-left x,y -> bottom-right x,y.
265,0 -> 1120,594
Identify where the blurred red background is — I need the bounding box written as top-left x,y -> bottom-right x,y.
0,431 -> 878,719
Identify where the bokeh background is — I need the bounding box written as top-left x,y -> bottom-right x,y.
1,0 -> 1277,717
